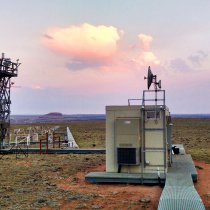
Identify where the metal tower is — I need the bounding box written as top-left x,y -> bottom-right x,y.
0,53 -> 19,148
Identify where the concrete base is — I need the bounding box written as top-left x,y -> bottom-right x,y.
85,154 -> 198,184
86,171 -> 165,184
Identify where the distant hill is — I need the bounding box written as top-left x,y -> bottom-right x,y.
10,113 -> 105,124
10,113 -> 210,124
37,112 -> 64,123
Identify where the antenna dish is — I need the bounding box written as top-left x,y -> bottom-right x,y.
144,66 -> 162,90
147,66 -> 153,90
144,66 -> 154,90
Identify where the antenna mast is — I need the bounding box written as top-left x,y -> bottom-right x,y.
0,53 -> 20,148
143,66 -> 164,120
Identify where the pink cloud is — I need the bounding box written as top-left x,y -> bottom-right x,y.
138,33 -> 153,51
141,51 -> 160,65
137,34 -> 160,65
42,24 -> 160,74
43,23 -> 121,61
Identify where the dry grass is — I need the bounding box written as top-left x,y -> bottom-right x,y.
0,154 -> 105,209
66,121 -> 105,148
1,118 -> 210,209
171,118 -> 210,163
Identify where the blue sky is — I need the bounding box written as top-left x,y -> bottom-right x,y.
0,0 -> 210,114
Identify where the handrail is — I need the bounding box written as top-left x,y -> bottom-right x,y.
128,99 -> 142,106
142,89 -> 165,106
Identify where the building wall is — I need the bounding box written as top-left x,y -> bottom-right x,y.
106,106 -> 141,172
106,105 -> 169,174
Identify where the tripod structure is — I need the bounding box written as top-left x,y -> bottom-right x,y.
0,53 -> 19,149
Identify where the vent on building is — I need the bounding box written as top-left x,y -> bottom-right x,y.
117,148 -> 140,165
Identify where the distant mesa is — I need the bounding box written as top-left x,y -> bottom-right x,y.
11,113 -> 106,124
37,112 -> 64,123
10,113 -> 210,125
43,112 -> 63,117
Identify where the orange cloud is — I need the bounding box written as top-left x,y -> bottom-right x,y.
43,23 -> 121,60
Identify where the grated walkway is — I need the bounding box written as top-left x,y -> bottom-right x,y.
158,172 -> 205,210
169,154 -> 198,181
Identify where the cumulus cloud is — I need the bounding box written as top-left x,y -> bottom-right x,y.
42,25 -> 160,71
43,23 -> 121,61
141,52 -> 160,65
129,33 -> 160,66
138,34 -> 153,51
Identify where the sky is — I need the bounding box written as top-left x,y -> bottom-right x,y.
0,0 -> 210,114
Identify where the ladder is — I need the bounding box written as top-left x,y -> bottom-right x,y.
140,89 -> 167,182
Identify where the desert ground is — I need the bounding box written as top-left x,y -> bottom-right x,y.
0,118 -> 210,210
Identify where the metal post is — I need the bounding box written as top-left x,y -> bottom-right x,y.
155,90 -> 157,120
140,106 -> 146,184
163,108 -> 166,177
167,123 -> 173,166
53,132 -> 55,148
40,139 -> 42,155
46,132 -> 48,154
58,136 -> 60,148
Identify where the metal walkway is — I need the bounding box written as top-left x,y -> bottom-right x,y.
0,148 -> 105,155
169,154 -> 198,181
158,172 -> 205,210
